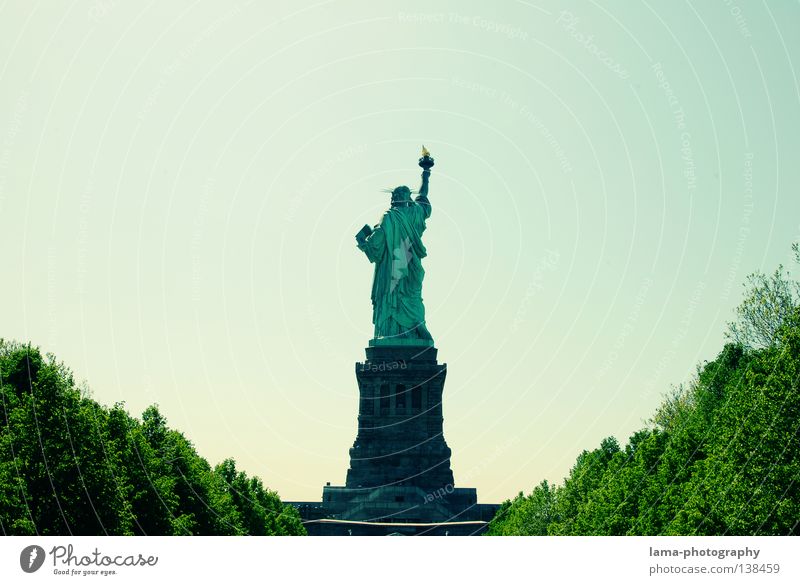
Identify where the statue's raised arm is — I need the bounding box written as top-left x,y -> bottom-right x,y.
415,146 -> 433,219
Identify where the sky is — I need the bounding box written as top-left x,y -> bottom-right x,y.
1,0 -> 799,503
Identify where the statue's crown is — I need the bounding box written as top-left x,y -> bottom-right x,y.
389,186 -> 412,207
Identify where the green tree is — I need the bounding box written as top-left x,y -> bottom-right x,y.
488,251 -> 800,536
727,266 -> 799,349
0,341 -> 305,536
216,458 -> 305,536
486,480 -> 558,535
547,437 -> 619,535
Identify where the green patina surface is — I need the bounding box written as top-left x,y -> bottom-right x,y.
368,337 -> 434,347
356,152 -> 435,344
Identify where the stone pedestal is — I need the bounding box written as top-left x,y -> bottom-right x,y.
346,344 -> 453,491
289,344 -> 498,534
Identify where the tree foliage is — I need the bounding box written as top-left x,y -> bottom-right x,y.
726,265 -> 799,349
488,260 -> 800,536
0,342 -> 305,535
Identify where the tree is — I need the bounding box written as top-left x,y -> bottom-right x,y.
486,481 -> 558,535
547,437 -> 619,535
726,266 -> 799,349
487,255 -> 800,536
0,341 -> 305,536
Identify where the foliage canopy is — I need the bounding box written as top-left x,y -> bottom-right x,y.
0,343 -> 305,535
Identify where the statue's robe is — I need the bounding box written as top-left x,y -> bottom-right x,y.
357,194 -> 432,340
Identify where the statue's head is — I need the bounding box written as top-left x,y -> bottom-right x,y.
390,185 -> 412,207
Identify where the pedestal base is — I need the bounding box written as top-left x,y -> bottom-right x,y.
291,344 -> 498,535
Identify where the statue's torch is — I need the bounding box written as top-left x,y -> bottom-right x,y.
418,145 -> 434,170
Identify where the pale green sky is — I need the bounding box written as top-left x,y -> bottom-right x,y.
2,0 -> 799,503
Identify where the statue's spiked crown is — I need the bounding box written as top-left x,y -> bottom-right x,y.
391,185 -> 412,204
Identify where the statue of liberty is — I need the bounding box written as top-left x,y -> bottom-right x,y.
355,147 -> 435,344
